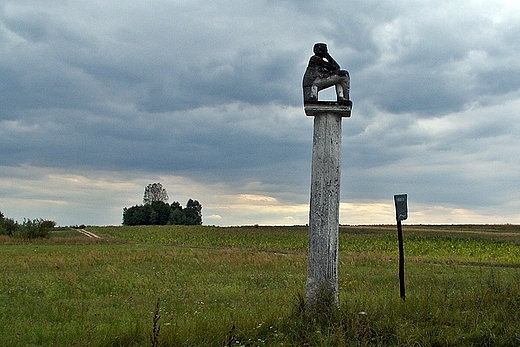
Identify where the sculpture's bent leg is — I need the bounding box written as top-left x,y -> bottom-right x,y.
335,73 -> 350,102
303,85 -> 319,103
306,75 -> 350,104
335,81 -> 350,103
335,84 -> 346,101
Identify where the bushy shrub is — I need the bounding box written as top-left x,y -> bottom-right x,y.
0,211 -> 19,236
1,212 -> 55,238
18,218 -> 55,238
2,218 -> 19,236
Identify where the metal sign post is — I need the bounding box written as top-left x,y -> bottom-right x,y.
394,194 -> 408,300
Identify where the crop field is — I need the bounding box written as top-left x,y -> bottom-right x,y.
1,224 -> 520,346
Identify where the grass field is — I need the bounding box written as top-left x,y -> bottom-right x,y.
1,224 -> 520,346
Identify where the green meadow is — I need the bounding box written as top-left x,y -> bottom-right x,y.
1,224 -> 520,346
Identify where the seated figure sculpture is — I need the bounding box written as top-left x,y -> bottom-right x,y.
303,43 -> 350,105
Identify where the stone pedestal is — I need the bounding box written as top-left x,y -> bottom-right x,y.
305,101 -> 351,307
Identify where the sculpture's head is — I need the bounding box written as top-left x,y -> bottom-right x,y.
313,43 -> 328,56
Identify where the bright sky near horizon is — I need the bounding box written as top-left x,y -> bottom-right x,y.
1,1 -> 519,226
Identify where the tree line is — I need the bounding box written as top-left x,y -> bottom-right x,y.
0,211 -> 56,238
122,183 -> 202,226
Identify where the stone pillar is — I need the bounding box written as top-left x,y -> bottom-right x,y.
305,102 -> 351,308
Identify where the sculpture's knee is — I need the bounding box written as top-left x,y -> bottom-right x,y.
303,86 -> 318,103
335,85 -> 345,98
338,77 -> 350,101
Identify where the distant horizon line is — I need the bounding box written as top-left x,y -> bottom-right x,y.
73,223 -> 520,228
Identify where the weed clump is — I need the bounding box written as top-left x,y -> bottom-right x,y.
150,299 -> 161,347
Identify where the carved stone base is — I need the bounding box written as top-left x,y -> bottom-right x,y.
304,101 -> 352,117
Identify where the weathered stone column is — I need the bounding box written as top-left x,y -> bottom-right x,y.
303,43 -> 352,308
305,103 -> 351,307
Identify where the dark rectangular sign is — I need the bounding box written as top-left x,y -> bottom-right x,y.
394,194 -> 408,221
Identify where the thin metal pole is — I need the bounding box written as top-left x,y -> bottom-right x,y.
397,220 -> 405,300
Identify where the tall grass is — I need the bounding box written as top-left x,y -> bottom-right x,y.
1,225 -> 519,346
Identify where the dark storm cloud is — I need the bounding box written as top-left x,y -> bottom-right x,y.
4,1 -> 518,120
1,0 -> 520,225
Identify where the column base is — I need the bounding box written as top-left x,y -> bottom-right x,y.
304,101 -> 352,117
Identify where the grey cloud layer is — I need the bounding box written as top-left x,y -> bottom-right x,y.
1,0 -> 519,224
3,1 -> 518,116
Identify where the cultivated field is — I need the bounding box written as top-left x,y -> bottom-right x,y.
1,224 -> 519,346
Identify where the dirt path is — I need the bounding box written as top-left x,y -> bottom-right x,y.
75,229 -> 101,239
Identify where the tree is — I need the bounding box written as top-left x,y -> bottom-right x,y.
1,211 -> 19,236
122,202 -> 170,226
143,183 -> 169,205
123,186 -> 202,226
0,212 -> 14,236
4,219 -> 18,236
123,204 -> 152,226
150,201 -> 170,225
168,201 -> 185,225
183,199 -> 202,225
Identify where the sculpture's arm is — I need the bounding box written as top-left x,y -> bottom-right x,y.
324,54 -> 341,71
310,56 -> 338,72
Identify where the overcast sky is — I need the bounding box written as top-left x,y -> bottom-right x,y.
1,0 -> 520,226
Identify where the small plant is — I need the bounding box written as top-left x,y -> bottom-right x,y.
305,286 -> 341,328
225,324 -> 236,347
150,298 -> 161,347
283,291 -> 342,345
